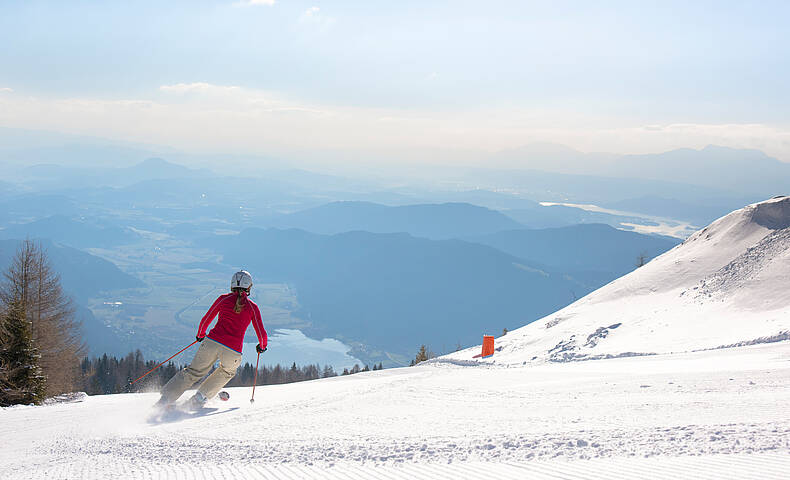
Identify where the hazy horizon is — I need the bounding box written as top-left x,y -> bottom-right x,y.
1,125 -> 788,173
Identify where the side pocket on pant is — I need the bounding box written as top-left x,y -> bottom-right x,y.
219,350 -> 242,376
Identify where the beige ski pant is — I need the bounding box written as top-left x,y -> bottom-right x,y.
160,339 -> 242,403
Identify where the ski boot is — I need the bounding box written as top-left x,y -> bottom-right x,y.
185,391 -> 208,411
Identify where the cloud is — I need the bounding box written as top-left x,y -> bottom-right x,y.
159,82 -> 241,95
158,82 -> 326,114
0,87 -> 13,93
233,0 -> 275,7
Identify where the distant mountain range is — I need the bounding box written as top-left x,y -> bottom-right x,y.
492,143 -> 789,198
468,224 -> 681,277
267,201 -> 524,239
7,157 -> 213,190
2,144 -> 776,232
0,194 -> 82,221
0,215 -> 140,249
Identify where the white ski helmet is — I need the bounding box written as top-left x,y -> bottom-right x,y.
231,270 -> 253,290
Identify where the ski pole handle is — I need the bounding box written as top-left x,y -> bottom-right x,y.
129,339 -> 199,388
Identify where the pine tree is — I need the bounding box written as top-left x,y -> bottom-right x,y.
0,300 -> 46,406
414,344 -> 429,365
289,362 -> 299,382
0,240 -> 85,396
272,364 -> 284,384
305,364 -> 320,381
264,364 -> 271,384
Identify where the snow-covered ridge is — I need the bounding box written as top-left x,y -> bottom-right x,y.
442,196 -> 790,366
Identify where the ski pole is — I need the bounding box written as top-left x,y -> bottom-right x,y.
128,339 -> 199,389
250,351 -> 261,404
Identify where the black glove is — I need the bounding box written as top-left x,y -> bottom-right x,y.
196,335 -> 205,342
256,344 -> 266,354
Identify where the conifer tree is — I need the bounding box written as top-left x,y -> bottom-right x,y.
414,345 -> 429,364
0,300 -> 46,406
0,240 -> 85,396
272,364 -> 284,384
289,362 -> 299,382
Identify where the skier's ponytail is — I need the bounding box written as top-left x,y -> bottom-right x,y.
233,288 -> 247,313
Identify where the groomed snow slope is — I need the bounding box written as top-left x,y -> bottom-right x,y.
442,196 -> 790,365
1,343 -> 789,479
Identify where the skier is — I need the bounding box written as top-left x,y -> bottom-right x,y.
155,270 -> 267,410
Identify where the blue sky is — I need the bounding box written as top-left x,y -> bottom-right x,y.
1,0 -> 788,163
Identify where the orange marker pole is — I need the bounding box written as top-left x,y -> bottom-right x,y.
482,335 -> 495,357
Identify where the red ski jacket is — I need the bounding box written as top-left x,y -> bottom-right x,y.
197,292 -> 267,353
